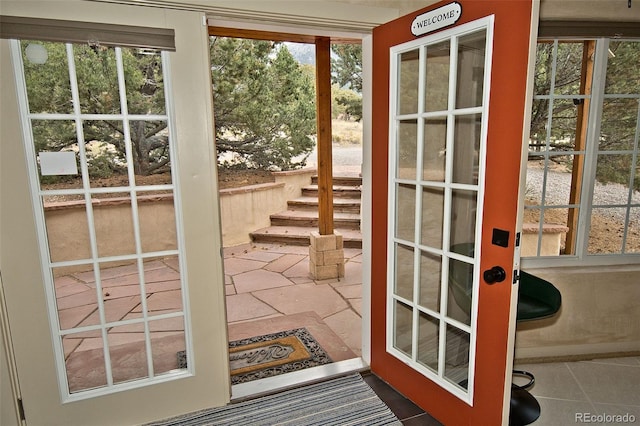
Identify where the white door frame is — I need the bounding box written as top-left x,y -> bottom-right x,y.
0,3 -> 230,424
205,17 -> 375,399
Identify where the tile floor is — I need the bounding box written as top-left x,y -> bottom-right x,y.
515,356 -> 640,425
363,373 -> 443,425
366,357 -> 640,426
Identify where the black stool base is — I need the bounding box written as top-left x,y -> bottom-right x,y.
509,384 -> 541,426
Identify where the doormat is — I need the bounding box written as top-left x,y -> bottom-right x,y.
177,328 -> 332,384
145,373 -> 401,426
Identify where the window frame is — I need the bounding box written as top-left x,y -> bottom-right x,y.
521,36 -> 640,268
11,38 -> 193,402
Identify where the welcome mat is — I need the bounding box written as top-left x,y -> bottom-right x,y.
178,328 -> 332,384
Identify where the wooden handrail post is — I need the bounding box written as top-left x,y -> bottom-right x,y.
565,40 -> 594,255
315,36 -> 334,235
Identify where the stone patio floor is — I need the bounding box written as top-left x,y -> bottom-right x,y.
223,242 -> 363,358
56,242 -> 363,392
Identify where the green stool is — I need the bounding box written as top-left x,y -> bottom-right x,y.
447,245 -> 562,425
510,271 -> 562,426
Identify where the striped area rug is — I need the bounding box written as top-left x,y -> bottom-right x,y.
147,373 -> 401,426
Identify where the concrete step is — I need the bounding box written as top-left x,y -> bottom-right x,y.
311,175 -> 362,187
250,226 -> 362,248
302,185 -> 362,199
288,196 -> 361,213
270,210 -> 360,230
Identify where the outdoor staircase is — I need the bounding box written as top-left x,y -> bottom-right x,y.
250,175 -> 363,248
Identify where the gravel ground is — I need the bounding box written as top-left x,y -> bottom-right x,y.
305,144 -> 363,176
525,167 -> 640,225
309,144 -> 639,228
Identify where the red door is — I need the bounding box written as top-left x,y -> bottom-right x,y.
371,1 -> 536,424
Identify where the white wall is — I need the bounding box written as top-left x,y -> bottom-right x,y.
516,266 -> 640,360
340,0 -> 640,21
540,0 -> 640,21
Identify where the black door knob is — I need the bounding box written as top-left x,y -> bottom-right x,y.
484,266 -> 506,284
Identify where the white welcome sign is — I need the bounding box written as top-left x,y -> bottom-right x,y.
411,2 -> 462,37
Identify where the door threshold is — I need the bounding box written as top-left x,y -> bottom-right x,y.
230,357 -> 368,401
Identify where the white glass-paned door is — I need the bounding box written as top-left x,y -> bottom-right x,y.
13,40 -> 191,401
386,18 -> 493,404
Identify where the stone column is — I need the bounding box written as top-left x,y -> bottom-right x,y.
309,231 -> 345,280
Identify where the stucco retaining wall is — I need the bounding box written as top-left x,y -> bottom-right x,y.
44,169 -> 316,272
218,168 -> 315,246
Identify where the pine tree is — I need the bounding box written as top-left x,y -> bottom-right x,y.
24,42 -> 169,178
210,37 -> 316,170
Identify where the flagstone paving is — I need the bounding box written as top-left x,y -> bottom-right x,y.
59,242 -> 363,392
224,242 -> 363,357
